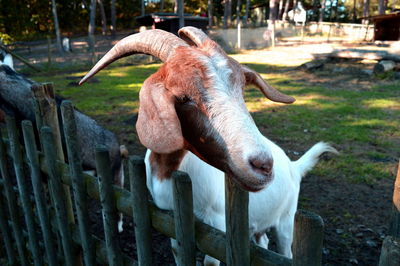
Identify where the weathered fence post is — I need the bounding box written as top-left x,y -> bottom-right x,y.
129,156 -> 153,266
0,188 -> 16,265
41,126 -> 75,266
225,174 -> 250,266
172,171 -> 196,266
379,236 -> 400,266
5,116 -> 43,266
95,146 -> 123,266
61,101 -> 95,266
0,131 -> 27,266
293,209 -> 324,266
389,160 -> 400,238
379,160 -> 400,266
21,120 -> 58,266
31,83 -> 75,225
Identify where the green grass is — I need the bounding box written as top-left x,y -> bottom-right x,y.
28,58 -> 400,185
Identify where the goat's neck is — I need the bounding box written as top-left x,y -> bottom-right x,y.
149,150 -> 188,180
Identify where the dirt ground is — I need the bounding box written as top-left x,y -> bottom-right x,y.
10,36 -> 400,265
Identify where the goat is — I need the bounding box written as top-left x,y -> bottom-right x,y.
146,141 -> 337,264
79,26 -> 295,192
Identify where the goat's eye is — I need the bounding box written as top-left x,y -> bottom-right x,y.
177,96 -> 193,104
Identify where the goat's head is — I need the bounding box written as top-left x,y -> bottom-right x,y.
80,27 -> 295,191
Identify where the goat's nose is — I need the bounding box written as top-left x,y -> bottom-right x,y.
249,155 -> 273,176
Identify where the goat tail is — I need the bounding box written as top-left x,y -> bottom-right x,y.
292,142 -> 338,178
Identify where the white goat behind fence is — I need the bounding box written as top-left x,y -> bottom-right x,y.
145,140 -> 338,265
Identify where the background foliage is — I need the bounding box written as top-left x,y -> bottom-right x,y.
0,0 -> 399,42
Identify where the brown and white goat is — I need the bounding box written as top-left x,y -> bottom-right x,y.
80,26 -> 295,192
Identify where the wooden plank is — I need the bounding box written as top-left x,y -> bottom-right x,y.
129,156 -> 153,266
0,187 -> 16,265
172,170 -> 196,266
389,160 -> 400,238
31,83 -> 75,225
379,236 -> 400,266
60,101 -> 95,266
41,126 -> 75,266
95,146 -> 123,266
225,174 -> 250,266
21,120 -> 58,266
0,133 -> 28,266
293,209 -> 324,266
5,116 -> 43,266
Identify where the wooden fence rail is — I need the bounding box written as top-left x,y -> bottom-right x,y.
0,83 -> 328,265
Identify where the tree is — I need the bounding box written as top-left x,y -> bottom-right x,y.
208,0 -> 213,27
320,0 -> 326,22
97,0 -> 107,35
363,0 -> 370,24
141,0 -> 145,16
379,0 -> 386,14
88,0 -> 97,62
269,0 -> 278,21
224,0 -> 232,28
269,0 -> 278,47
177,0 -> 184,28
51,0 -> 63,54
236,0 -> 242,26
111,0 -> 116,36
278,0 -> 285,20
160,0 -> 165,12
283,0 -> 291,21
244,0 -> 251,26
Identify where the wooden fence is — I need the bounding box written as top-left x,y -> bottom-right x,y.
0,83 -> 327,266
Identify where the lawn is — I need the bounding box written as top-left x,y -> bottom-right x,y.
28,52 -> 400,265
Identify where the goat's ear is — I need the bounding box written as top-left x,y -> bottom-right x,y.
136,76 -> 185,154
242,66 -> 295,104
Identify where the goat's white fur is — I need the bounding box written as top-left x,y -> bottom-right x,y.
203,54 -> 270,165
145,140 -> 337,265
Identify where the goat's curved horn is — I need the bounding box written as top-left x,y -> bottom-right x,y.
178,26 -> 210,47
79,29 -> 188,85
243,66 -> 295,104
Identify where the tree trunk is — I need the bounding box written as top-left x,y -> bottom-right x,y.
208,0 -> 213,27
97,0 -> 107,35
333,0 -> 339,21
110,0 -> 116,36
141,0 -> 145,16
269,0 -> 278,21
278,0 -> 284,20
51,0 -> 63,54
88,0 -> 97,62
319,0 -> 326,22
313,0 -> 319,21
269,0 -> 278,47
362,0 -> 369,24
160,0 -> 165,12
236,0 -> 242,26
177,0 -> 184,28
353,0 -> 357,22
244,0 -> 250,26
282,0 -> 291,21
224,0 -> 232,29
379,0 -> 385,15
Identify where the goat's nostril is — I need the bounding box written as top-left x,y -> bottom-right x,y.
249,157 -> 273,175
